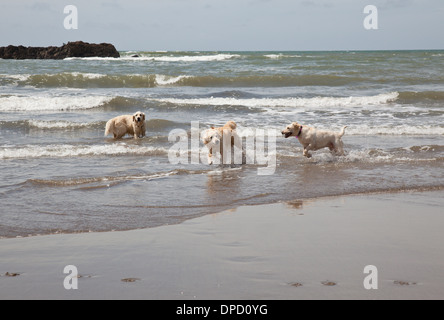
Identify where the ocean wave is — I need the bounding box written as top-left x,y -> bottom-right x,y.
169,74 -> 365,87
264,54 -> 302,59
344,124 -> 444,136
0,95 -> 113,112
147,119 -> 185,131
155,74 -> 191,85
9,73 -> 367,88
407,145 -> 444,153
65,53 -> 239,62
0,144 -> 169,160
278,146 -> 443,164
27,170 -> 182,188
14,74 -> 442,91
27,120 -> 103,130
397,91 -> 444,103
7,73 -> 444,89
12,73 -> 194,88
16,73 -> 157,88
142,53 -> 239,62
0,120 -> 105,130
151,92 -> 399,108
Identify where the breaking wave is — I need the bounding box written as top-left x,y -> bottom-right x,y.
0,144 -> 169,160
65,53 -> 239,62
0,94 -> 114,111
6,73 -> 368,88
151,92 -> 400,108
27,170 -> 183,188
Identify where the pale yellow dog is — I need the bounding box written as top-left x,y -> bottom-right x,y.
201,121 -> 244,165
105,111 -> 146,139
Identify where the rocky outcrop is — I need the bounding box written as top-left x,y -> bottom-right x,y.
0,41 -> 120,60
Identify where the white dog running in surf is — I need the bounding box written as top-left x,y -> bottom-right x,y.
281,122 -> 347,158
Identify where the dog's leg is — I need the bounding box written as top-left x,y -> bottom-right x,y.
336,140 -> 345,156
208,148 -> 213,165
303,150 -> 312,158
115,128 -> 124,139
303,144 -> 313,158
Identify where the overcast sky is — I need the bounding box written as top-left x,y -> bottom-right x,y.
1,0 -> 443,51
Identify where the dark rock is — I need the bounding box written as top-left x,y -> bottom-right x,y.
0,41 -> 120,60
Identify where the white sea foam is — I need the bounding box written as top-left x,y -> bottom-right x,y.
27,120 -> 97,129
0,95 -> 113,112
0,74 -> 31,82
152,92 -> 400,108
264,54 -> 301,59
65,54 -> 239,62
30,170 -> 182,187
69,72 -> 105,79
146,54 -> 239,62
300,149 -> 394,164
63,57 -> 119,61
284,147 -> 433,164
155,74 -> 191,86
0,144 -> 168,160
264,54 -> 283,59
344,124 -> 444,136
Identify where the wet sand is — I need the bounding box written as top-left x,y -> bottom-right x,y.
0,190 -> 443,300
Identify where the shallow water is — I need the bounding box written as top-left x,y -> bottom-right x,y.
0,51 -> 443,238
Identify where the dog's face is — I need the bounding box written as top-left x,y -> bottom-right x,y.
202,127 -> 221,148
281,122 -> 301,138
133,111 -> 145,125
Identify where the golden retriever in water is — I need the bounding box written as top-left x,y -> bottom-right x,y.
282,122 -> 347,158
105,111 -> 146,139
201,121 -> 244,165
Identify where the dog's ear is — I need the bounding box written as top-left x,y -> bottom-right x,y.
133,115 -> 136,122
142,113 -> 145,121
211,126 -> 215,129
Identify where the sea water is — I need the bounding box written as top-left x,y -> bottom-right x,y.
0,51 -> 443,237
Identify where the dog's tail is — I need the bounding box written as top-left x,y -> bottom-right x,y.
224,121 -> 237,130
339,126 -> 348,137
104,120 -> 112,136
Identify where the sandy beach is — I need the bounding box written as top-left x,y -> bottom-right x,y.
1,189 -> 443,300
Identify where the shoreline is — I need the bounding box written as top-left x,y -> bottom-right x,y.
1,184 -> 442,240
1,189 -> 443,300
